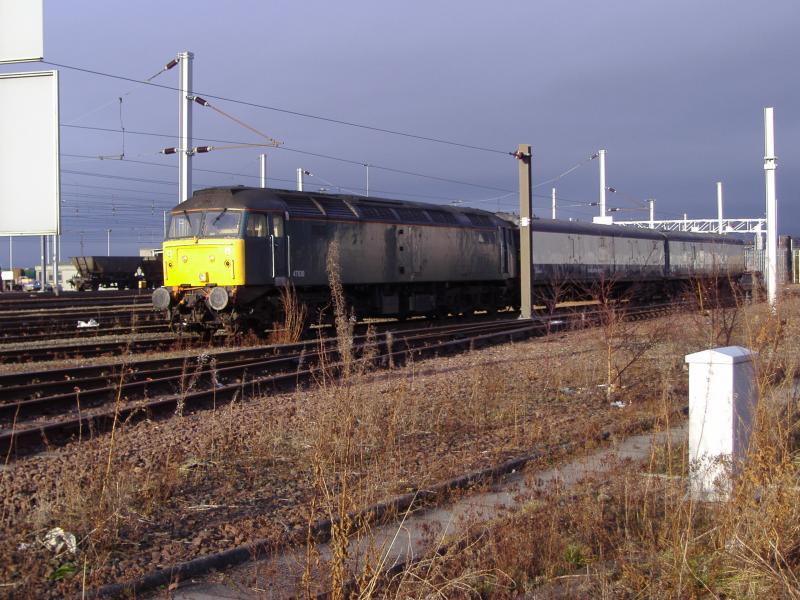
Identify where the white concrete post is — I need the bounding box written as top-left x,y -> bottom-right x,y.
648,199 -> 655,228
178,51 -> 194,204
296,168 -> 304,192
592,150 -> 613,225
764,107 -> 778,310
685,346 -> 757,501
259,153 -> 267,188
551,187 -> 556,220
716,181 -> 724,234
598,149 -> 606,218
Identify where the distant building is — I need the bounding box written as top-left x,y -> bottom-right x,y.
34,262 -> 78,291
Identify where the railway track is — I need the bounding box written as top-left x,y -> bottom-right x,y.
0,301 -> 681,458
0,317 -> 168,343
0,290 -> 151,311
0,333 -> 207,363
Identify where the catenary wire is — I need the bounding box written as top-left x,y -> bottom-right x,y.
44,60 -> 510,155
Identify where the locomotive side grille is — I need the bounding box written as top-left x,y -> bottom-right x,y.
358,205 -> 398,220
394,207 -> 430,223
316,197 -> 357,220
427,209 -> 459,225
466,213 -> 493,227
278,194 -> 323,217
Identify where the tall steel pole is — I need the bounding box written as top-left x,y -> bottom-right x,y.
365,163 -> 370,197
52,234 -> 59,294
178,51 -> 194,204
516,144 -> 533,320
648,199 -> 655,228
296,168 -> 304,192
8,237 -> 11,272
764,107 -> 778,309
598,149 -> 607,218
716,181 -> 724,234
39,236 -> 45,291
551,187 -> 556,219
107,229 -> 112,256
260,154 -> 267,188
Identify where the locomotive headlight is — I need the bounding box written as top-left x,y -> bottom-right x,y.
199,272 -> 207,282
181,255 -> 188,263
209,255 -> 215,262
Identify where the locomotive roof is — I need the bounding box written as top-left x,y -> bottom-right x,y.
174,187 -> 508,227
176,188 -> 744,245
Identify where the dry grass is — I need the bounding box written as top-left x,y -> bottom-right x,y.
268,282 -> 307,346
375,290 -> 800,599
3,281 -> 799,598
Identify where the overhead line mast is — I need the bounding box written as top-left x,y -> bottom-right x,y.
178,51 -> 193,204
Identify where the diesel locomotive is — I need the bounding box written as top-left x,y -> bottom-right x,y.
152,186 -> 748,332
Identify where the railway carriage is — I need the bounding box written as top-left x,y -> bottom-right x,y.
153,186 -> 749,333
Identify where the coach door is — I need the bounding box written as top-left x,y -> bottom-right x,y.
270,214 -> 288,282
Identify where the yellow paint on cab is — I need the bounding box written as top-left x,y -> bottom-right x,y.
163,238 -> 245,287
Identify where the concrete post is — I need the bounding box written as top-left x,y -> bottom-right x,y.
551,187 -> 556,220
259,153 -> 267,188
592,150 -> 613,225
178,51 -> 194,204
717,181 -> 724,234
685,346 -> 757,500
516,144 -> 533,320
764,107 -> 778,310
598,149 -> 606,218
296,168 -> 304,192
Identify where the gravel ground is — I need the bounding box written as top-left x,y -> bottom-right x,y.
0,308 -> 737,598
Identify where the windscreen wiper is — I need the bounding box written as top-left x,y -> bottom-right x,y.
212,208 -> 228,225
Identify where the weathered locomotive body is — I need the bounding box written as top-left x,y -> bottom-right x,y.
154,187 -> 516,330
152,187 -> 747,332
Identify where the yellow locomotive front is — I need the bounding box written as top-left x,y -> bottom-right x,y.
153,208 -> 246,330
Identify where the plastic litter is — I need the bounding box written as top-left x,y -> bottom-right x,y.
76,319 -> 99,328
42,527 -> 77,555
610,401 -> 626,408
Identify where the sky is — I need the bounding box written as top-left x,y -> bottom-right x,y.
1,0 -> 798,267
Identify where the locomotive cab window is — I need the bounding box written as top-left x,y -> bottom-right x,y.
271,214 -> 285,237
203,210 -> 242,237
246,213 -> 268,238
167,212 -> 202,239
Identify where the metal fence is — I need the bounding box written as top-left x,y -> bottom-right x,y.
745,247 -> 766,275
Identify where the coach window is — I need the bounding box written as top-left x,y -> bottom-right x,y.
246,213 -> 267,237
272,214 -> 285,237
